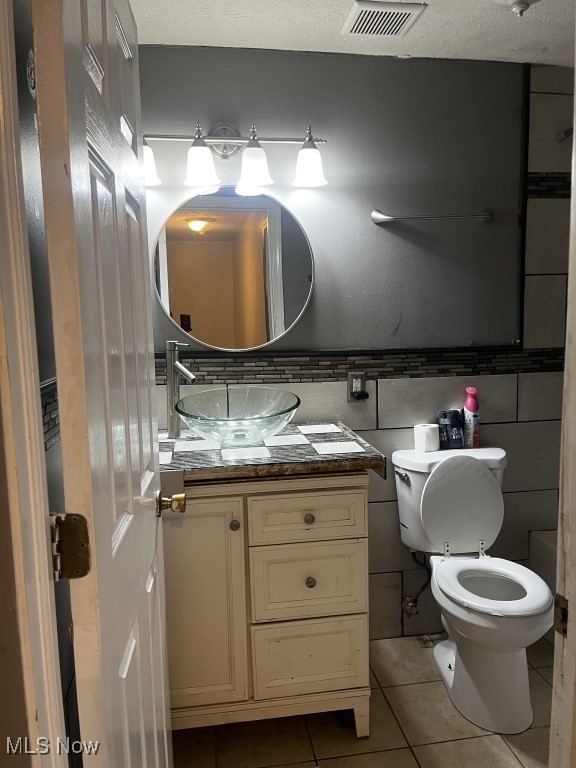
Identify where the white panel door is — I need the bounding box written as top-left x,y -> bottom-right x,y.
32,0 -> 169,765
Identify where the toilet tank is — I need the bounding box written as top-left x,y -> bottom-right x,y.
391,448 -> 508,553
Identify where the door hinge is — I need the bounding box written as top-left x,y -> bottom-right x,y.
50,514 -> 91,582
554,593 -> 568,637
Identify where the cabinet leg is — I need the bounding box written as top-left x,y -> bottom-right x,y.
354,699 -> 370,738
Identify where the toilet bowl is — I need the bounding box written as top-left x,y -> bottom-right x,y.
391,448 -> 554,734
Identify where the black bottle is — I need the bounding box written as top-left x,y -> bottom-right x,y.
436,409 -> 464,450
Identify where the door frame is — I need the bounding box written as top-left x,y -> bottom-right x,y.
0,1 -> 66,764
548,51 -> 576,768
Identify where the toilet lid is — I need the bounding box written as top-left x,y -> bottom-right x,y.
421,455 -> 504,554
435,557 -> 553,617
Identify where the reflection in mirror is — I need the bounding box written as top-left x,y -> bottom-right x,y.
155,188 -> 313,351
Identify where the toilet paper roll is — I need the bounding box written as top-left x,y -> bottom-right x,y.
414,423 -> 440,452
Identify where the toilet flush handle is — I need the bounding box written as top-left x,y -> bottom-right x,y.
394,470 -> 411,487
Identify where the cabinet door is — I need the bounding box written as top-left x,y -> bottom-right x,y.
163,497 -> 248,708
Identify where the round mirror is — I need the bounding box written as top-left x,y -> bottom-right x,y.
154,188 -> 314,351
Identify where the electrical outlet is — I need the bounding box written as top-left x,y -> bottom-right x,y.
347,371 -> 368,402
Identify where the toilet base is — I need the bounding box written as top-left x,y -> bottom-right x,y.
433,638 -> 533,734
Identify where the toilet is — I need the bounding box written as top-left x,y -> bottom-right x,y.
392,447 -> 554,734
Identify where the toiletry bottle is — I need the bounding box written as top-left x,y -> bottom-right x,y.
436,410 -> 451,450
447,409 -> 464,449
463,386 -> 480,448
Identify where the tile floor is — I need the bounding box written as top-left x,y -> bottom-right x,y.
172,635 -> 554,768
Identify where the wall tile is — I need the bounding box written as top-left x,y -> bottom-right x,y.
529,529 -> 558,609
402,569 -> 444,637
378,374 -> 517,429
518,371 -> 564,422
276,380 -> 377,431
523,275 -> 567,349
525,198 -> 570,274
369,501 -> 419,573
359,429 -> 415,502
528,93 -> 574,172
369,572 -> 402,640
489,490 -> 559,560
531,65 -> 574,95
481,421 -> 562,493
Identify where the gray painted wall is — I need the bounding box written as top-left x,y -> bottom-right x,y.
140,46 -> 524,353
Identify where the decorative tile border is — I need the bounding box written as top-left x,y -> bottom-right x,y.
527,172 -> 571,198
155,347 -> 564,386
40,379 -> 60,451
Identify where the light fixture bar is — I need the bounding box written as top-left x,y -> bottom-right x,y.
371,209 -> 493,225
144,134 -> 327,145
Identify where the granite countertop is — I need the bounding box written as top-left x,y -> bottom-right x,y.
159,421 -> 386,483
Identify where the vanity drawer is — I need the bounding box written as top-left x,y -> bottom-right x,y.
251,615 -> 368,700
247,489 -> 367,545
250,540 -> 367,622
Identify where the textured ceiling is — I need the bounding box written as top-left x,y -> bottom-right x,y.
132,0 -> 575,67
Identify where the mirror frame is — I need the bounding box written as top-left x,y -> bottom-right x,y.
152,188 -> 315,353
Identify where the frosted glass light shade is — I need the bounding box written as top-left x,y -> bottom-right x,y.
292,146 -> 327,187
143,144 -> 161,186
184,145 -> 221,187
238,146 -> 273,187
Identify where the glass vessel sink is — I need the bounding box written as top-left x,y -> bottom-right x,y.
175,387 -> 301,448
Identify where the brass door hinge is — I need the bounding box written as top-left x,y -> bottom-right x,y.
50,514 -> 91,582
554,593 -> 568,637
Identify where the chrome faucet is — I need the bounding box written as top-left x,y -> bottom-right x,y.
166,341 -> 196,439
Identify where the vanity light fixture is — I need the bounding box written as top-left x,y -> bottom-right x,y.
184,124 -> 222,188
143,123 -> 328,191
143,140 -> 161,186
187,218 -> 214,235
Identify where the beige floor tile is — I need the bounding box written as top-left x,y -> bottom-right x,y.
369,637 -> 441,687
173,727 -> 215,768
306,689 -> 406,758
529,669 -> 552,729
384,681 -> 488,745
527,638 -> 555,669
414,735 -> 523,768
318,748 -> 419,768
215,716 -> 314,768
536,666 -> 554,686
369,666 -> 379,689
504,726 -> 550,768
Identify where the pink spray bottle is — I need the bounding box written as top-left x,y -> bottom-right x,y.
463,386 -> 480,448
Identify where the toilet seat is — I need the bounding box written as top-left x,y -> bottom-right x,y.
435,557 -> 553,617
421,455 -> 504,554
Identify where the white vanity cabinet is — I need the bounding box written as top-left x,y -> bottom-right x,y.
163,472 -> 370,737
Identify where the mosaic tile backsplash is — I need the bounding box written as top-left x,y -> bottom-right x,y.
155,347 -> 564,386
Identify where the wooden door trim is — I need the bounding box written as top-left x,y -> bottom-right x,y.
0,1 -> 66,764
549,80 -> 576,765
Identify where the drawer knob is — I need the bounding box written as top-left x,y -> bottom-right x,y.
304,512 -> 316,525
305,576 -> 317,588
229,519 -> 241,531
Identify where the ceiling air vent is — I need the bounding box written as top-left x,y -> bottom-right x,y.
340,1 -> 426,37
